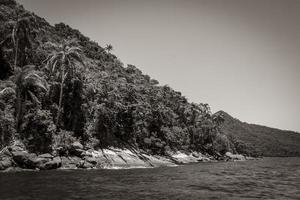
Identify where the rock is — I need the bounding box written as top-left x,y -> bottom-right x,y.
38,153 -> 54,159
155,142 -> 163,148
198,157 -> 210,162
245,156 -> 256,160
61,156 -> 81,169
72,149 -> 85,157
225,152 -> 246,161
0,147 -> 12,158
3,167 -> 24,172
84,156 -> 97,165
8,145 -> 24,154
12,151 -> 38,169
79,161 -> 94,169
192,152 -> 200,158
70,142 -> 85,157
71,141 -> 83,150
39,156 -> 61,170
0,158 -> 13,170
81,150 -> 93,157
34,157 -> 50,168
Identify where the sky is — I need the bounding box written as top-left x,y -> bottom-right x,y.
17,0 -> 300,132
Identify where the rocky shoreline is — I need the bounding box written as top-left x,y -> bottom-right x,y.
0,141 -> 252,172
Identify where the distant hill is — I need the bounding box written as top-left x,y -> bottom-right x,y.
218,111 -> 300,157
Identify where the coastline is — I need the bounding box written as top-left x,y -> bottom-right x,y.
0,142 -> 252,172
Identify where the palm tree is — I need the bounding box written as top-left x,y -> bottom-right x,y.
15,65 -> 48,132
212,112 -> 225,127
105,44 -> 113,53
8,11 -> 35,70
44,39 -> 84,127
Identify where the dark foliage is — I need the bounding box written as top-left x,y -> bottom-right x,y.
0,48 -> 13,80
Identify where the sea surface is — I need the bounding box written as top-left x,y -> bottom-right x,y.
0,157 -> 299,200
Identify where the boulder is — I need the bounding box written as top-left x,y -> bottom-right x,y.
198,157 -> 210,162
3,167 -> 25,172
72,149 -> 85,157
155,142 -> 164,148
0,147 -> 12,158
39,156 -> 61,170
81,150 -> 94,157
84,156 -> 97,165
0,158 -> 13,170
70,142 -> 84,157
192,152 -> 200,158
71,141 -> 83,150
225,152 -> 246,161
79,161 -> 94,169
12,151 -> 38,169
9,145 -> 25,154
61,156 -> 81,169
34,157 -> 50,168
38,153 -> 54,159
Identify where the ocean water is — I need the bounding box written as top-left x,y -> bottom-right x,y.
0,157 -> 299,200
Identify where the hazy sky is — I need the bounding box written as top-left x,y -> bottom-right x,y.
17,0 -> 300,132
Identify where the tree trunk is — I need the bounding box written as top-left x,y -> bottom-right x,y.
16,88 -> 22,132
56,68 -> 65,128
14,40 -> 18,70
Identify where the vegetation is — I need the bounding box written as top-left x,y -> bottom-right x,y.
219,111 -> 300,157
44,39 -> 84,127
1,0 -> 298,159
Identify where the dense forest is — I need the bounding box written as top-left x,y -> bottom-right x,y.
219,111 -> 300,157
0,0 -> 241,159
1,0 -> 298,166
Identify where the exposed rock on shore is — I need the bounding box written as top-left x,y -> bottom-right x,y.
0,139 -> 258,172
225,152 -> 246,161
1,141 -> 215,171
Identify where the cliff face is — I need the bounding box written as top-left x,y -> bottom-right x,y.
218,111 -> 300,157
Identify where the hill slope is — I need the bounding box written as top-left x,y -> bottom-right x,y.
218,111 -> 300,156
0,0 -> 233,160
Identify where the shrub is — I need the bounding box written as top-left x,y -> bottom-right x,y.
212,133 -> 231,155
21,109 -> 56,153
52,130 -> 76,156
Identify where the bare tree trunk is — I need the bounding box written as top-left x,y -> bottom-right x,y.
56,68 -> 65,129
14,40 -> 18,70
16,88 -> 22,132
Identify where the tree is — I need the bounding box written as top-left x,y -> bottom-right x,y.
44,39 -> 84,128
14,65 -> 48,132
0,80 -> 16,147
0,46 -> 13,80
7,10 -> 35,70
212,112 -> 225,127
105,44 -> 113,53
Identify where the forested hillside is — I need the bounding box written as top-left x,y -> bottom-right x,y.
219,111 -> 300,157
0,0 -> 236,159
0,0 -> 299,165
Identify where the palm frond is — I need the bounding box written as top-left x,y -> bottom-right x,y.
52,59 -> 58,73
27,90 -> 40,105
43,41 -> 59,48
12,25 -> 17,46
67,46 -> 81,53
24,73 -> 48,93
20,65 -> 48,93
